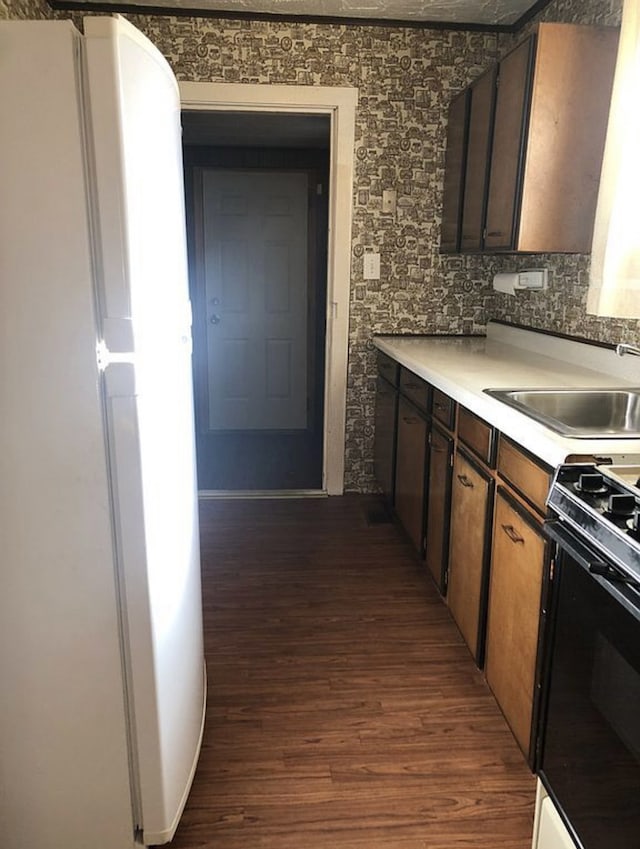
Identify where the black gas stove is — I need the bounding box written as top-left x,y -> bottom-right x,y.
546,463 -> 640,585
541,464 -> 640,849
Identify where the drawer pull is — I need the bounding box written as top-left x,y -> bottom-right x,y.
501,523 -> 525,544
457,473 -> 474,488
402,416 -> 420,425
434,402 -> 447,411
405,382 -> 422,390
431,445 -> 446,454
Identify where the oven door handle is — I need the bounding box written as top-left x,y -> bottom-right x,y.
587,560 -> 633,583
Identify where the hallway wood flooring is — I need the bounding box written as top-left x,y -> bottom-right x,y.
170,495 -> 535,849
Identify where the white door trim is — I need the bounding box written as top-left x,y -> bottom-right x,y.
180,82 -> 357,496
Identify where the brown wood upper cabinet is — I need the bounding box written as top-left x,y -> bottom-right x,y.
459,68 -> 496,253
444,23 -> 618,254
440,88 -> 471,254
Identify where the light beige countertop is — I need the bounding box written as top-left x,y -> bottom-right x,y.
374,321 -> 640,468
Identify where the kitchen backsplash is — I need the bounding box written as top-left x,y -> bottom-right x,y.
1,0 -> 51,17
3,0 -> 636,491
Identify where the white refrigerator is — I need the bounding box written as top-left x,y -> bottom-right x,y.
0,16 -> 206,849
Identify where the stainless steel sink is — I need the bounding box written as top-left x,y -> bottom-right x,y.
483,388 -> 640,438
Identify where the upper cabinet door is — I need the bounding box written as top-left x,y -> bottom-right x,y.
459,67 -> 496,252
517,23 -> 619,253
440,88 -> 470,254
483,36 -> 534,252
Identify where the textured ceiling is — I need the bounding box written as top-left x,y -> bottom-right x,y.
72,0 -> 543,27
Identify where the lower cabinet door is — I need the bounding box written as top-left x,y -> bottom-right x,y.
485,488 -> 547,760
424,425 -> 453,594
373,375 -> 397,504
447,450 -> 493,663
394,396 -> 427,554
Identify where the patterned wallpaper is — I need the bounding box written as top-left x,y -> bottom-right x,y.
2,0 -> 635,491
1,0 -> 51,18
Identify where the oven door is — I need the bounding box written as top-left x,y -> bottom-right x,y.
540,520 -> 640,849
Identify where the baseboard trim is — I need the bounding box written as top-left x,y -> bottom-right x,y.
198,489 -> 328,500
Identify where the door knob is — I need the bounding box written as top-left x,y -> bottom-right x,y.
210,314 -> 221,325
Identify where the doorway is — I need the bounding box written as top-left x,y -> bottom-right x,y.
182,113 -> 330,490
179,82 -> 357,495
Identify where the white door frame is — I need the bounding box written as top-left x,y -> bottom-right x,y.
180,82 -> 357,496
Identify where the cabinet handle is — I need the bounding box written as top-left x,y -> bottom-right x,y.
432,445 -> 446,454
434,402 -> 447,411
402,415 -> 420,425
501,523 -> 525,544
456,473 -> 474,488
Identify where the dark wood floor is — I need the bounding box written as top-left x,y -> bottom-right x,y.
170,495 -> 535,849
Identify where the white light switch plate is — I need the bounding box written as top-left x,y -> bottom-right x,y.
363,252 -> 380,280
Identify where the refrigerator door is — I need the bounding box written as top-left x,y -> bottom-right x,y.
82,16 -> 205,844
0,20 -> 137,849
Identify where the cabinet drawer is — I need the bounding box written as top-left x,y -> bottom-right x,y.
377,351 -> 399,387
400,368 -> 429,413
431,388 -> 456,430
497,436 -> 551,515
458,406 -> 496,467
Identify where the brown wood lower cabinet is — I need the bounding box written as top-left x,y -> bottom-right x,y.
372,352 -> 554,766
394,396 -> 427,553
447,450 -> 494,663
484,488 -> 549,762
373,374 -> 397,505
424,425 -> 454,594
